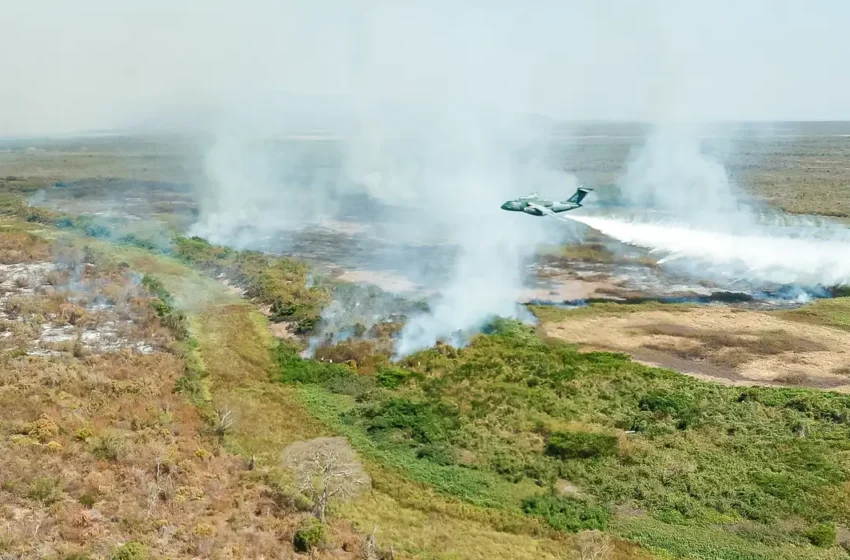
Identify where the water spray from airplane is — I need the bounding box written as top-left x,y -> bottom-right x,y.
557,210 -> 850,291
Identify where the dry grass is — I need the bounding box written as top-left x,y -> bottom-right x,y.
637,323 -> 827,370
774,371 -> 811,386
541,306 -> 850,391
0,227 -> 358,560
0,231 -> 50,263
833,365 -> 850,376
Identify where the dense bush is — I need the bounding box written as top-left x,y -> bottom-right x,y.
522,493 -> 610,532
376,366 -> 412,388
639,389 -> 702,429
173,236 -> 328,333
544,431 -> 618,460
293,517 -> 326,553
276,343 -> 354,386
361,398 -> 460,445
111,541 -> 149,560
281,317 -> 850,557
805,522 -> 836,547
141,274 -> 189,340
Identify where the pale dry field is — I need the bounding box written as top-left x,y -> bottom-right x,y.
543,306 -> 850,391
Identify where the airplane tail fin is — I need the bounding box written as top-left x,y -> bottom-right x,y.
566,186 -> 593,205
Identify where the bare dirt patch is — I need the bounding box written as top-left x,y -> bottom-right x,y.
269,320 -> 297,340
0,259 -> 169,358
543,306 -> 850,391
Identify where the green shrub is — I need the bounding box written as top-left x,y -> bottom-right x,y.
805,522 -> 836,547
26,476 -> 63,505
361,398 -> 460,445
111,541 -> 148,560
141,274 -> 171,303
639,390 -> 701,429
293,517 -> 326,553
276,344 -> 354,387
416,443 -> 456,466
324,374 -> 375,399
376,366 -> 412,389
78,492 -> 98,508
544,431 -> 618,460
522,494 -> 610,532
90,431 -> 125,461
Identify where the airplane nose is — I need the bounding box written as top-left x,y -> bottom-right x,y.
500,202 -> 511,210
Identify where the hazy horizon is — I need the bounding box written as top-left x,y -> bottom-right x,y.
3,1 -> 850,136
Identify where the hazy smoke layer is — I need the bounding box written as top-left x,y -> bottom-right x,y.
190,107 -> 568,355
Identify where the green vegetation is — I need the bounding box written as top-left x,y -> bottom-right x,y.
141,273 -> 190,339
807,522 -> 838,548
277,318 -> 850,559
783,297 -> 850,332
111,541 -> 149,560
171,236 -> 329,333
544,431 -> 618,460
522,493 -> 610,532
528,301 -> 694,323
293,516 -> 327,552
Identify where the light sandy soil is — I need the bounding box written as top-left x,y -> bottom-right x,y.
543,307 -> 850,392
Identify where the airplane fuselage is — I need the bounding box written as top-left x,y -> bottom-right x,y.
500,199 -> 580,216
500,186 -> 591,217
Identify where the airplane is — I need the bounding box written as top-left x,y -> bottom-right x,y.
500,186 -> 593,217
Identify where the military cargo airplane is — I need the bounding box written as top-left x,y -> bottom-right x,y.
500,186 -> 592,217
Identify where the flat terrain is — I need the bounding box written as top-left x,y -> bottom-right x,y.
539,305 -> 850,391
3,124 -> 850,560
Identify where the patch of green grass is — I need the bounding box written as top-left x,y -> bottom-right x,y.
782,297 -> 850,331
522,493 -> 611,532
528,301 -> 694,323
615,516 -> 845,560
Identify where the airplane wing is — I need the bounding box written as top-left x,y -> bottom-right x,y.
527,202 -> 555,216
528,202 -> 581,225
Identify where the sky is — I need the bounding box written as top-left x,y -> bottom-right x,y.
1,0 -> 849,135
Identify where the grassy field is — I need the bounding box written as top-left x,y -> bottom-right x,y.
5,122 -> 850,220
274,317 -> 850,560
0,213 -> 610,559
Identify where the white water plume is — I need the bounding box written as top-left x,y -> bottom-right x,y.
568,213 -> 850,288
563,121 -> 850,291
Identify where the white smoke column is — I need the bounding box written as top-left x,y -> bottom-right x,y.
343,107 -> 565,356
393,165 -> 549,356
